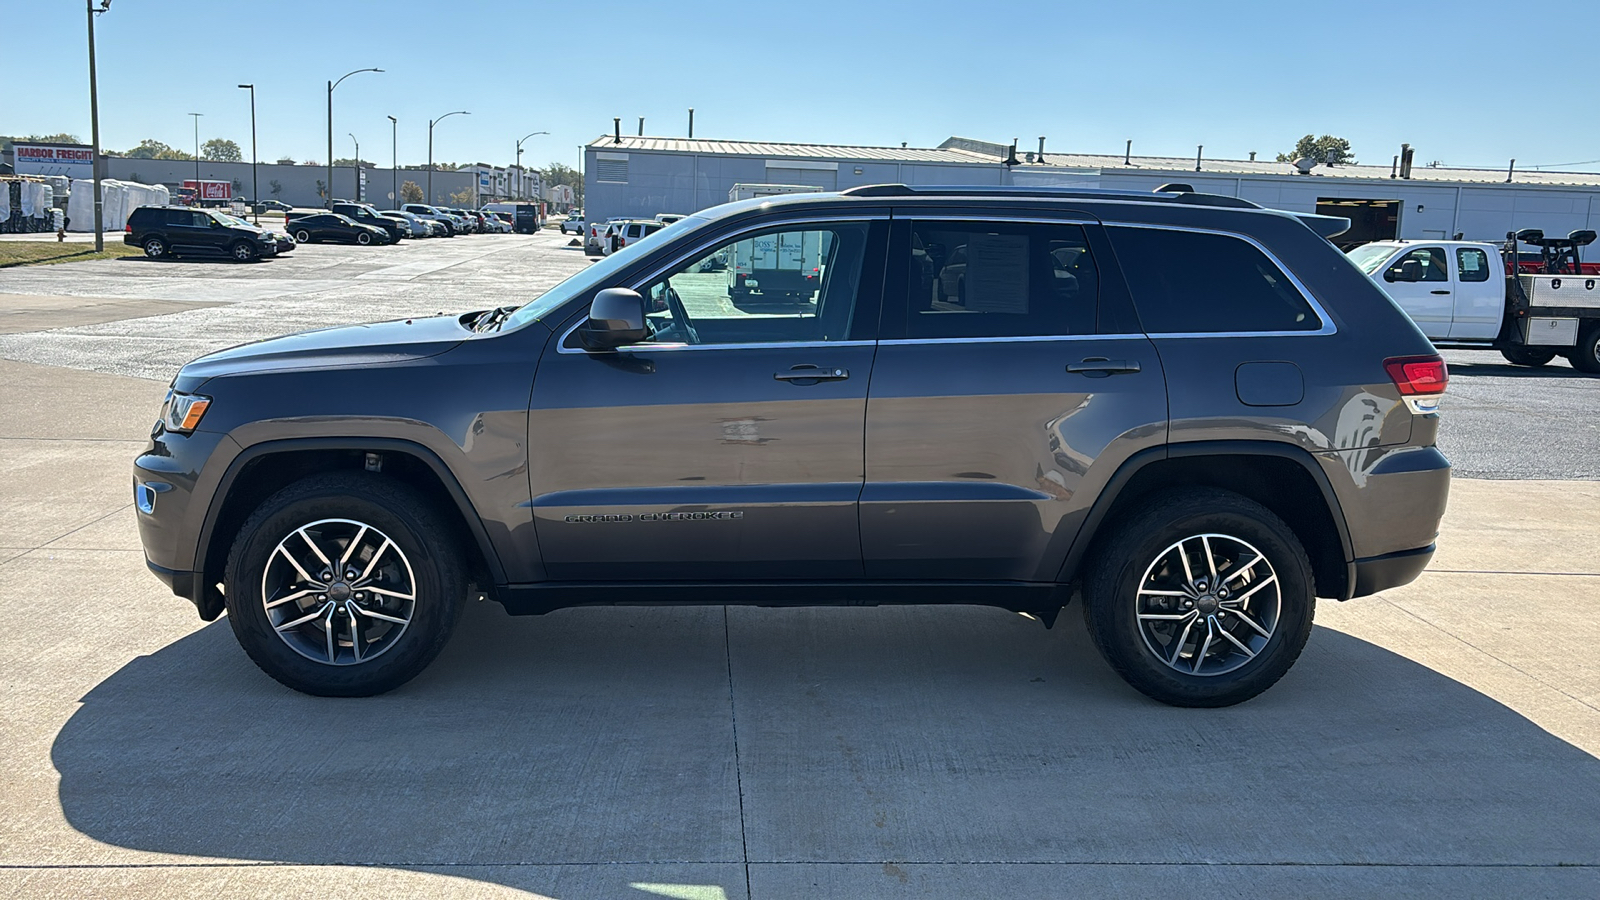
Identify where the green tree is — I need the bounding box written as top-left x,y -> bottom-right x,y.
432,161 -> 459,172
331,157 -> 371,167
539,162 -> 583,206
1,133 -> 83,152
201,138 -> 243,161
125,139 -> 194,160
400,180 -> 424,203
1276,135 -> 1355,165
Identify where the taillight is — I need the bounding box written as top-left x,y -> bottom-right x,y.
1384,354 -> 1447,413
125,224 -> 133,233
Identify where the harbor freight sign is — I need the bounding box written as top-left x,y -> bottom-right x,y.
13,142 -> 95,178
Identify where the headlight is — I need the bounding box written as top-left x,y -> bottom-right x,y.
160,390 -> 212,433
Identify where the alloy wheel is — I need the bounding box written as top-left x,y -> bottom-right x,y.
260,518 -> 416,666
1134,533 -> 1280,676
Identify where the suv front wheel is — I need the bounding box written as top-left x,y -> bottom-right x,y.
1083,489 -> 1315,707
223,473 -> 466,696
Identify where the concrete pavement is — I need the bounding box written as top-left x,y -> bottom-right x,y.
0,353 -> 1597,899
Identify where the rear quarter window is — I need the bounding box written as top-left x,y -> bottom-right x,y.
1109,226 -> 1323,334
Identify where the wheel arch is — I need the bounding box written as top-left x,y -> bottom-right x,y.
194,438 -> 506,620
1059,441 -> 1355,600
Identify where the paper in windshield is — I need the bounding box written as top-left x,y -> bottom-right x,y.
964,234 -> 1030,313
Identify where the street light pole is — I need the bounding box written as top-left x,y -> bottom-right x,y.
387,115 -> 397,206
427,110 -> 469,205
86,0 -> 110,251
349,133 -> 360,202
515,130 -> 548,204
189,112 -> 202,201
326,67 -> 382,208
238,84 -> 257,222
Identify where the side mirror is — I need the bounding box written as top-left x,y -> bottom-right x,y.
579,288 -> 649,350
1386,259 -> 1424,283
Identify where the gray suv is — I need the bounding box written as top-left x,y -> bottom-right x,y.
134,185 -> 1451,706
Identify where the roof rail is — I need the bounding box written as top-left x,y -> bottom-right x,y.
838,183 -> 1260,209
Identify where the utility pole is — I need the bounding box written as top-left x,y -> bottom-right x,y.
327,67 -> 382,207
349,133 -> 360,202
516,130 -> 548,203
387,115 -> 397,206
238,84 -> 257,221
86,0 -> 110,251
189,112 -> 202,201
427,110 -> 469,205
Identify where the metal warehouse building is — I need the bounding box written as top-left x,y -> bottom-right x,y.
585,134 -> 1600,247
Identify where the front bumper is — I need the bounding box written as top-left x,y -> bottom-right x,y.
135,427 -> 235,619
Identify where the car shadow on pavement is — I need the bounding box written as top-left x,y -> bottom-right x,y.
50,601 -> 1600,897
1445,359 -> 1590,379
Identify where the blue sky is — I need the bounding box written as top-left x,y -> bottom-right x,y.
9,0 -> 1600,173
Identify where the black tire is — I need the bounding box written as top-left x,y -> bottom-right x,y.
357,232 -> 373,246
230,241 -> 257,263
294,229 -> 312,243
223,473 -> 467,697
1501,346 -> 1557,367
1082,488 -> 1316,707
142,237 -> 168,259
1567,323 -> 1600,374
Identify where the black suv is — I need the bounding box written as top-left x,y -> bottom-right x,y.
330,202 -> 409,243
125,206 -> 277,262
134,185 -> 1451,706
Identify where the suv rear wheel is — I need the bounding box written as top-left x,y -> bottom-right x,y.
223,473 -> 466,696
1082,489 -> 1315,707
142,237 -> 168,259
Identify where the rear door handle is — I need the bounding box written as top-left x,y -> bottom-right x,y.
1066,358 -> 1141,377
1430,290 -> 1451,295
774,365 -> 849,383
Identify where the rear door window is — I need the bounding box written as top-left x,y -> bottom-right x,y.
1108,226 -> 1323,334
1456,247 -> 1491,282
903,220 -> 1099,339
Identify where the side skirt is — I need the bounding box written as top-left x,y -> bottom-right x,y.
495,581 -> 1075,625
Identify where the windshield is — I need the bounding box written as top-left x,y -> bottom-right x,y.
1346,243 -> 1400,276
502,214 -> 714,331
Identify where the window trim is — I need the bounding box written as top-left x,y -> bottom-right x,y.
1102,222 -> 1338,338
556,214 -> 888,355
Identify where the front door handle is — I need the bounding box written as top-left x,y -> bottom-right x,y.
1430,290 -> 1451,295
774,365 -> 849,383
1067,358 -> 1141,377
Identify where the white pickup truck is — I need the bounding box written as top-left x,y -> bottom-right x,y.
1348,233 -> 1600,372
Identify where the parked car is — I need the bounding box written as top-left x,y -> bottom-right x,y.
285,213 -> 390,245
217,212 -> 295,255
601,218 -> 665,256
124,205 -> 278,262
380,209 -> 433,238
251,200 -> 294,213
482,202 -> 541,234
450,208 -> 482,234
132,184 -> 1452,705
400,203 -> 458,236
328,203 -> 408,243
560,212 -> 585,235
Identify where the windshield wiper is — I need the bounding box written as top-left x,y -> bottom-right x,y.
474,305 -> 519,333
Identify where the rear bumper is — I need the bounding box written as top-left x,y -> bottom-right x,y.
1350,544 -> 1435,598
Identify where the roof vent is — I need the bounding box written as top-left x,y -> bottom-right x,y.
1291,157 -> 1316,175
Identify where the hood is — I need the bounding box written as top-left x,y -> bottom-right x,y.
175,314 -> 468,389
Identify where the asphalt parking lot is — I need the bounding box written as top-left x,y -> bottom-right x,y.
1,234 -> 1598,898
